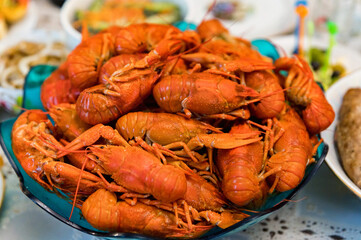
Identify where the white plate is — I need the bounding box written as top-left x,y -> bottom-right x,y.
191,0 -> 296,39
61,0 -> 296,49
322,71 -> 361,199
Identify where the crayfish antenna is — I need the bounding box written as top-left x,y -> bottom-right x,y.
162,141 -> 199,163
69,154 -> 88,220
38,132 -> 67,151
268,175 -> 279,194
81,20 -> 89,41
200,0 -> 216,25
15,106 -> 50,114
167,160 -> 194,175
187,133 -> 262,150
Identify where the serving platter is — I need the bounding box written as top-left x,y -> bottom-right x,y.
322,70 -> 361,199
0,40 -> 328,239
0,114 -> 328,239
0,170 -> 4,210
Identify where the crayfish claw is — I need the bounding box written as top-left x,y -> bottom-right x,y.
199,211 -> 246,229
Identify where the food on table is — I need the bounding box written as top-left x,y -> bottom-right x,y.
0,41 -> 67,89
309,47 -> 346,90
11,19 -> 333,238
335,88 -> 361,188
0,0 -> 29,39
275,55 -> 335,135
73,0 -> 181,36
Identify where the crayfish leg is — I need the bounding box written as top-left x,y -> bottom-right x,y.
58,124 -> 129,157
163,141 -> 199,162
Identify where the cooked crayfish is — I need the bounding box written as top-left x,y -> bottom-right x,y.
11,110 -> 124,195
76,70 -> 159,125
49,103 -> 91,141
217,122 -> 265,206
274,55 -> 335,135
40,62 -> 80,110
82,189 -> 207,238
245,70 -> 285,119
153,72 -> 262,119
116,111 -> 263,164
89,145 -> 187,203
265,105 -> 314,192
67,32 -> 116,91
196,19 -> 264,60
116,111 -> 221,145
111,26 -> 200,77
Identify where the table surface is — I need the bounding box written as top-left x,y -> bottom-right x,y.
1,0 -> 361,239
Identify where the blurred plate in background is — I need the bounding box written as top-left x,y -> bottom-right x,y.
61,0 -> 192,50
270,34 -> 361,74
191,0 -> 296,39
0,29 -> 67,113
0,1 -> 38,47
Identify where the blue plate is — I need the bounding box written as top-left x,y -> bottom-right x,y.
0,41 -> 328,239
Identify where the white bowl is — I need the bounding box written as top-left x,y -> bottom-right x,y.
322,70 -> 361,199
60,0 -> 194,50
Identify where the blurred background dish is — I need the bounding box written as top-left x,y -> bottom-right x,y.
61,0 -> 192,50
0,29 -> 67,113
322,70 -> 361,199
0,0 -> 37,43
192,0 -> 296,39
72,0 -> 182,34
269,34 -> 361,89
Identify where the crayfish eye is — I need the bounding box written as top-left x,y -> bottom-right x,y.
100,146 -> 104,149
155,68 -> 162,74
95,156 -> 99,160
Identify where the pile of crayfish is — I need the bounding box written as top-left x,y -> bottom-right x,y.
11,19 -> 334,238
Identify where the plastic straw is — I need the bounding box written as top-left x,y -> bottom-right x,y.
306,20 -> 315,63
320,21 -> 338,89
295,1 -> 309,57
